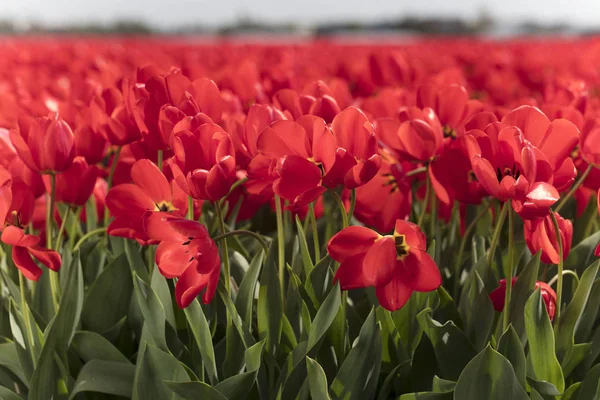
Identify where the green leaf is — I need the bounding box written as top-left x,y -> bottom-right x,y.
432,376 -> 455,392
578,363 -> 600,400
497,325 -> 526,388
296,216 -> 315,275
561,382 -> 581,400
244,339 -> 266,372
69,360 -> 134,399
524,289 -> 565,394
306,357 -> 331,400
165,381 -> 227,400
454,345 -> 528,399
576,279 -> 600,343
565,231 -> 600,275
132,273 -> 168,352
214,371 -> 257,400
392,291 -> 431,355
0,342 -> 27,386
417,308 -> 476,381
555,261 -> 599,365
150,265 -> 176,329
304,257 -> 333,308
81,252 -> 133,333
124,239 -> 151,283
377,362 -> 408,400
330,308 -> 382,400
183,299 -> 218,385
71,331 -> 131,364
307,283 -> 341,352
458,270 -> 494,350
507,252 -> 541,343
133,344 -> 189,400
257,238 -> 283,355
0,385 -> 23,400
29,255 -> 83,400
235,251 -> 264,331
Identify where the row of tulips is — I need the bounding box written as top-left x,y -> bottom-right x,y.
0,37 -> 599,399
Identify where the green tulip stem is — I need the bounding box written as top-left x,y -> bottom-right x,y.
46,173 -> 60,312
275,195 -> 286,294
332,191 -> 349,229
54,207 -> 72,252
213,230 -> 269,254
214,202 -> 231,296
187,196 -> 194,220
72,227 -> 107,252
417,169 -> 431,228
486,201 -> 509,268
550,211 -> 565,321
452,203 -> 490,298
309,202 -> 320,260
103,146 -> 122,226
503,202 -> 515,331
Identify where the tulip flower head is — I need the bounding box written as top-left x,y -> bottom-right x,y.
327,220 -> 441,311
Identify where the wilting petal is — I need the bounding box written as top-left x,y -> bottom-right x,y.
28,246 -> 61,272
375,274 -> 413,311
344,154 -> 381,189
11,246 -> 43,281
327,226 -> 379,263
1,226 -> 40,247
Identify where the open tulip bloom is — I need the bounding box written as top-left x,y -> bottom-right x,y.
0,37 -> 599,399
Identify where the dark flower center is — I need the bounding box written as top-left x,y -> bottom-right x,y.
443,125 -> 457,139
394,234 -> 410,259
496,164 -> 521,182
382,173 -> 399,193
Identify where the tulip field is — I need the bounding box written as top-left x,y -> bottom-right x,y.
1,36 -> 600,399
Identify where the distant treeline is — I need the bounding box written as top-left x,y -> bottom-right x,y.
0,16 -> 597,36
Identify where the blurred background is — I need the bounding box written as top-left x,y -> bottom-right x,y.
1,0 -> 600,36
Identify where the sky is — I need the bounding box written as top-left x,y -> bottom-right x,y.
2,0 -> 600,30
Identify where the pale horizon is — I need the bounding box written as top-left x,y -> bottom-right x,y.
2,0 -> 600,30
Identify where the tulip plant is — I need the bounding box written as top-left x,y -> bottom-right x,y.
1,38 -> 600,400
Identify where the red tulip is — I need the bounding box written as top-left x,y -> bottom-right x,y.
465,106 -> 578,219
327,220 -> 441,311
523,212 -> 573,265
170,123 -> 236,201
10,113 -> 75,174
106,159 -> 187,244
47,156 -> 98,207
489,278 -> 556,321
143,212 -> 220,308
324,107 -> 381,189
255,116 -> 336,206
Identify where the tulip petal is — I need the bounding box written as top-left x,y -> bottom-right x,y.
28,246 -> 61,272
131,159 -> 172,205
375,274 -> 413,311
12,246 -> 43,281
156,241 -> 193,278
362,236 -> 396,287
327,226 -> 379,263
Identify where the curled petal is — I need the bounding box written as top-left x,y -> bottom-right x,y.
12,246 -> 42,281
28,246 -> 61,272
